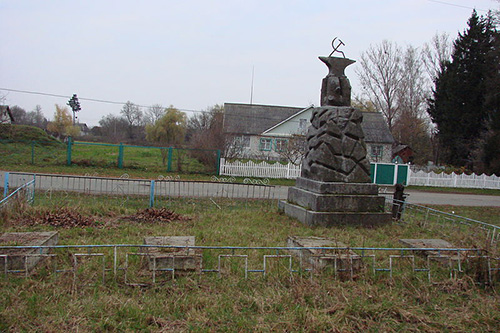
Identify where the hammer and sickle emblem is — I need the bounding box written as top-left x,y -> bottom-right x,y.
329,37 -> 346,58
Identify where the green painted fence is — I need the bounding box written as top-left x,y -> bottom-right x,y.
67,139 -> 221,175
370,163 -> 409,185
0,138 -> 221,175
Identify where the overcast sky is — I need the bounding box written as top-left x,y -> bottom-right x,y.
0,0 -> 497,126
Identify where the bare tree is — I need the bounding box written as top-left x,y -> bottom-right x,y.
187,105 -> 227,168
352,95 -> 377,112
277,134 -> 307,165
356,40 -> 403,131
358,41 -> 434,163
99,114 -> 129,142
27,105 -> 48,129
145,104 -> 165,125
9,106 -> 27,123
422,32 -> 453,82
120,101 -> 143,140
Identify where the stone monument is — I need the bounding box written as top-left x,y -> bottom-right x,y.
279,40 -> 391,227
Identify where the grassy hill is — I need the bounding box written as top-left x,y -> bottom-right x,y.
0,124 -> 60,144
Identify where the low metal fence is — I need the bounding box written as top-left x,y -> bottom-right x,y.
4,172 -> 280,208
0,176 -> 35,209
385,197 -> 500,249
0,244 -> 498,287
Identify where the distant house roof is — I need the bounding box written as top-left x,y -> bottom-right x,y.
223,103 -> 304,135
361,112 -> 394,144
262,105 -> 314,135
223,103 -> 394,144
0,105 -> 14,123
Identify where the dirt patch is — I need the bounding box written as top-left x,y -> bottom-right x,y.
22,208 -> 99,228
125,208 -> 190,224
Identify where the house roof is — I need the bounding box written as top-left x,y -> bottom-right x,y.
0,105 -> 14,122
361,112 -> 394,144
223,103 -> 394,144
223,103 -> 304,135
262,105 -> 314,135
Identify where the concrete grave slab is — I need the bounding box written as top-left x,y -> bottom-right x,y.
287,236 -> 362,276
399,239 -> 464,263
0,231 -> 58,272
142,236 -> 201,273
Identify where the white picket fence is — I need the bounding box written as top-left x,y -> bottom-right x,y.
220,158 -> 301,179
408,169 -> 500,189
219,158 -> 500,189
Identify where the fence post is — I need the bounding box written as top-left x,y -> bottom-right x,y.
118,143 -> 124,169
32,174 -> 36,205
393,164 -> 398,185
3,172 -> 9,198
167,147 -> 173,172
216,150 -> 221,175
66,136 -> 72,166
149,180 -> 155,208
31,140 -> 35,164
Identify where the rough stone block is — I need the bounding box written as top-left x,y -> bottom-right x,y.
0,231 -> 58,272
142,236 -> 201,272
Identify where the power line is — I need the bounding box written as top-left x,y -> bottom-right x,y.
427,0 -> 489,12
0,87 -> 202,113
0,87 -> 309,124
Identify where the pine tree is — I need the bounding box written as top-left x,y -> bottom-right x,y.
428,11 -> 497,170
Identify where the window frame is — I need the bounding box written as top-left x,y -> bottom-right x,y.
274,138 -> 288,152
259,137 -> 273,151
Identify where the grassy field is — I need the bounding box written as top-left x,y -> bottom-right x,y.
0,193 -> 499,331
0,124 -> 220,177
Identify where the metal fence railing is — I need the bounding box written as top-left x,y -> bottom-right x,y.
385,197 -> 500,247
0,176 -> 35,209
0,244 -> 498,287
3,172 -> 280,208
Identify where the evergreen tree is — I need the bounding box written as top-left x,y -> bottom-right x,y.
428,11 -> 498,170
482,19 -> 500,174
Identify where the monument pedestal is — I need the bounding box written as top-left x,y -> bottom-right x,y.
279,178 -> 391,227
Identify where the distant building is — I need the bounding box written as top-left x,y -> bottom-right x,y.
76,123 -> 90,135
223,103 -> 395,163
392,144 -> 414,164
0,105 -> 14,124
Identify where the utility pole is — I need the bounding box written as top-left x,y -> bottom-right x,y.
250,66 -> 254,105
67,94 -> 81,125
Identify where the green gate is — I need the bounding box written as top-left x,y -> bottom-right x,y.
369,163 -> 408,185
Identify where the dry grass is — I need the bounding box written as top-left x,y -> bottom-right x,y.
0,194 -> 499,331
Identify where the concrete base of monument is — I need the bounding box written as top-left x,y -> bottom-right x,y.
279,200 -> 391,227
287,187 -> 386,212
280,178 -> 392,227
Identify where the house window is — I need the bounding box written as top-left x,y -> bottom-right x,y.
259,138 -> 272,151
299,119 -> 308,132
233,136 -> 250,149
275,138 -> 288,152
371,145 -> 383,161
234,135 -> 250,148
